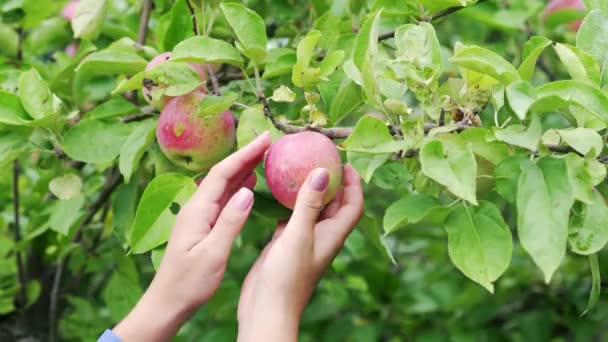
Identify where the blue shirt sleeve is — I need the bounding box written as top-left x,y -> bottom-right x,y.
97,329 -> 122,342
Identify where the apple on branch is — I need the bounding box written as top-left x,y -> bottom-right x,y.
264,131 -> 342,209
156,91 -> 236,173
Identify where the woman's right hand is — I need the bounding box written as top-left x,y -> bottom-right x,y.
237,164 -> 364,342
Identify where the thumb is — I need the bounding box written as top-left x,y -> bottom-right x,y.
286,168 -> 330,233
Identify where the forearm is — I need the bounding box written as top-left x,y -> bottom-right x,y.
112,287 -> 194,342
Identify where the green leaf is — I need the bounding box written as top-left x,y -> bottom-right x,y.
460,128 -> 509,165
352,11 -> 380,69
494,113 -> 542,151
101,254 -> 143,321
119,120 -> 157,183
445,201 -> 513,293
582,253 -> 601,316
450,44 -> 521,85
495,154 -> 526,203
505,80 -> 536,120
518,36 -> 552,81
63,120 -> 134,164
558,127 -> 604,156
130,173 -> 197,254
198,92 -> 238,116
262,49 -> 296,79
420,140 -> 478,205
328,80 -> 363,123
292,30 -> 322,88
569,191 -> 608,255
533,80 -> 608,124
49,174 -> 82,200
347,152 -> 390,184
145,62 -> 202,97
112,181 -> 139,245
84,97 -> 139,121
565,153 -> 595,204
49,195 -> 85,236
235,106 -> 282,149
0,91 -> 31,125
340,116 -> 407,154
359,11 -> 383,109
156,0 -> 195,51
151,246 -> 166,271
576,10 -> 608,66
220,2 -> 267,64
319,50 -> 345,78
553,43 -> 601,85
383,194 -> 448,234
358,215 -> 396,265
517,158 -> 574,283
18,69 -> 62,120
172,36 -> 244,68
271,85 -> 296,103
0,129 -> 30,166
393,22 -> 443,83
0,22 -> 18,58
71,0 -> 108,40
76,50 -> 148,76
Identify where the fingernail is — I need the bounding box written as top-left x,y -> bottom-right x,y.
231,188 -> 254,211
309,168 -> 329,192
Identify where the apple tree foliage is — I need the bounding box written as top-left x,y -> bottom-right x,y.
1,0 -> 608,340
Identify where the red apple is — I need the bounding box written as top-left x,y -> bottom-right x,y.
544,0 -> 586,31
156,91 -> 236,172
264,131 -> 342,209
61,0 -> 78,21
143,52 -> 207,109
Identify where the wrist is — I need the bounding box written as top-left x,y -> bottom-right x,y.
238,306 -> 300,342
113,284 -> 195,341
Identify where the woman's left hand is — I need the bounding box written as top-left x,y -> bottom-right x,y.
113,132 -> 271,342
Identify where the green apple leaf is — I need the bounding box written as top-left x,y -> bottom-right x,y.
517,158 -> 574,283
445,201 -> 513,293
130,173 -> 197,254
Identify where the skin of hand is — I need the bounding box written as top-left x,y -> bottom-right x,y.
237,164 -> 364,342
113,132 -> 271,342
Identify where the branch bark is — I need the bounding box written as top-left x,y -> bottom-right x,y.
136,0 -> 153,45
12,161 -> 27,310
185,0 -> 200,35
378,0 -> 490,41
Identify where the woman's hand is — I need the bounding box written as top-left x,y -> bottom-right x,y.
113,132 -> 271,342
237,164 -> 364,342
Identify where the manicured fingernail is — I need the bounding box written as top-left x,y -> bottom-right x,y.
309,168 -> 329,192
231,188 -> 254,211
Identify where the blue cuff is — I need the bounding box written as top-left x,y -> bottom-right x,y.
97,329 -> 122,342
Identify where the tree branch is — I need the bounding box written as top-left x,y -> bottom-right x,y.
136,0 -> 152,45
12,161 -> 27,310
49,170 -> 123,342
185,0 -> 200,35
379,0 -> 490,41
206,65 -> 221,95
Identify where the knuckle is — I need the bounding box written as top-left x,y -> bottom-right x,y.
302,194 -> 325,212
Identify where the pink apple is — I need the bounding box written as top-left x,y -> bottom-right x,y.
143,52 -> 207,109
61,0 -> 78,21
156,91 -> 236,172
264,131 -> 342,209
544,0 -> 586,31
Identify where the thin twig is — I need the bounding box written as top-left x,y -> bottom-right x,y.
48,171 -> 123,342
185,0 -> 200,35
379,0 -> 490,41
12,161 -> 27,309
206,65 -> 221,95
136,0 -> 153,45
